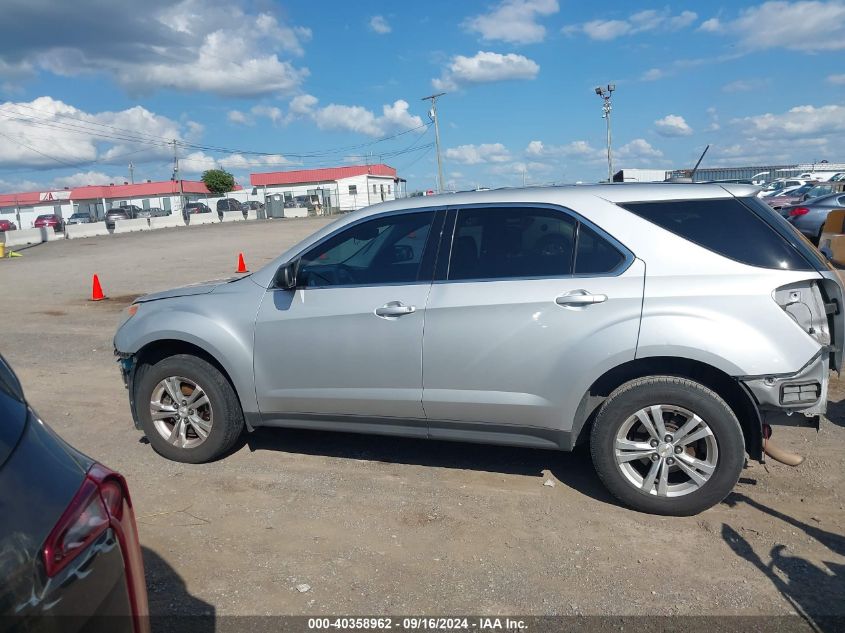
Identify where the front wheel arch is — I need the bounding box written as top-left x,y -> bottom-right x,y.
131,339 -> 251,431
571,357 -> 762,460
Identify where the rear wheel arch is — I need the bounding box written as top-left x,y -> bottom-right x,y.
571,356 -> 762,460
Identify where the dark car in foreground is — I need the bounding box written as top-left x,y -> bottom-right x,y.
33,214 -> 63,232
0,354 -> 149,631
784,191 -> 845,242
0,219 -> 17,231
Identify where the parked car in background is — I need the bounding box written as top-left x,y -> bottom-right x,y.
66,212 -> 93,225
758,178 -> 808,196
0,354 -> 150,631
799,183 -> 836,201
33,214 -> 63,232
0,218 -> 17,231
184,202 -> 211,215
115,183 -> 843,516
216,198 -> 242,219
241,200 -> 264,213
105,208 -> 132,229
765,183 -> 818,209
784,191 -> 845,242
135,207 -> 169,219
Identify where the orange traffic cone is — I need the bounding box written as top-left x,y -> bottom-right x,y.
91,274 -> 105,301
236,252 -> 248,273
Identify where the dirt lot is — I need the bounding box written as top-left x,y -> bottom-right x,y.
1,218 -> 843,628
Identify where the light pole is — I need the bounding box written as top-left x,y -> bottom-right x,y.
421,92 -> 445,193
594,84 -> 615,183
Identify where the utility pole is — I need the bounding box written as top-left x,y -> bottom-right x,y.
128,161 -> 135,184
594,84 -> 616,183
421,92 -> 445,193
172,139 -> 184,215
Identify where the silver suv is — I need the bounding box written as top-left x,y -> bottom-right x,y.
114,184 -> 843,515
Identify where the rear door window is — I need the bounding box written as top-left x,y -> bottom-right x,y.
621,198 -> 814,270
448,207 -> 576,280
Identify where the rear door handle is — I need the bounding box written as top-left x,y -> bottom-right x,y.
375,302 -> 416,318
555,291 -> 608,307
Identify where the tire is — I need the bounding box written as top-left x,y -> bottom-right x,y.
590,376 -> 745,516
134,354 -> 244,463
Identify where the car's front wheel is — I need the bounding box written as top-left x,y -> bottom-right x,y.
134,354 -> 244,463
590,376 -> 745,516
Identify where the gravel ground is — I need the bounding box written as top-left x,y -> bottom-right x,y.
0,218 -> 842,629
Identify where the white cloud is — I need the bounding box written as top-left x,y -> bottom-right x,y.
0,0 -> 311,98
698,17 -> 722,32
251,105 -> 284,125
445,143 -> 511,165
228,110 -> 251,125
827,73 -> 845,85
564,9 -> 697,40
180,151 -> 294,175
0,96 -> 196,169
51,171 -> 126,188
616,139 -> 664,161
297,97 -> 423,137
289,94 -> 319,115
654,114 -> 693,137
735,104 -> 845,138
701,1 -> 845,52
525,140 -> 545,156
433,51 -> 540,91
721,78 -> 769,93
369,15 -> 392,34
641,68 -> 665,81
464,0 -> 560,44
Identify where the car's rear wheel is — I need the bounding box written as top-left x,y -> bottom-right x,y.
135,354 -> 244,463
590,376 -> 745,516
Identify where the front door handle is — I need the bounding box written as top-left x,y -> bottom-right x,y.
555,290 -> 608,307
375,301 -> 416,318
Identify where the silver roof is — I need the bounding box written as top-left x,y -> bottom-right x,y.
361,182 -> 760,218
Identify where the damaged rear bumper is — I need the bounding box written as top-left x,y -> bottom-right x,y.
740,351 -> 828,429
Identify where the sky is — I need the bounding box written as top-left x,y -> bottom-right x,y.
0,0 -> 844,193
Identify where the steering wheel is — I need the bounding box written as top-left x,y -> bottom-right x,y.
334,264 -> 357,285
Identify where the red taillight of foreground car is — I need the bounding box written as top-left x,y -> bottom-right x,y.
789,207 -> 810,217
43,463 -> 150,632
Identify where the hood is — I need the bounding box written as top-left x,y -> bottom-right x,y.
134,276 -> 242,303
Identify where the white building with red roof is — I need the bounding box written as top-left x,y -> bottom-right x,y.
0,179 -> 244,229
250,163 -> 404,215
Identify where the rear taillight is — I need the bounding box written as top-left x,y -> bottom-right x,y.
42,463 -> 149,630
789,207 -> 810,217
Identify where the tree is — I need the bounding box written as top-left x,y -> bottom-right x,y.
202,169 -> 235,195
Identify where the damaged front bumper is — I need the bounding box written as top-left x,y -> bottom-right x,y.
115,349 -> 142,430
741,351 -> 828,429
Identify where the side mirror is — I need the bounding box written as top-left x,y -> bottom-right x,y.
274,260 -> 299,290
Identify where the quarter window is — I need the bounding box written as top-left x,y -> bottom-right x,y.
622,198 -> 811,270
448,207 -> 576,280
299,212 -> 435,287
574,224 -> 625,274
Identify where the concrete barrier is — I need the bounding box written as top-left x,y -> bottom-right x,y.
187,214 -> 216,226
246,209 -> 258,220
149,216 -> 186,230
66,222 -> 110,239
114,218 -> 150,233
1,228 -> 45,247
284,207 -> 309,218
43,228 -> 65,241
220,211 -> 245,222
